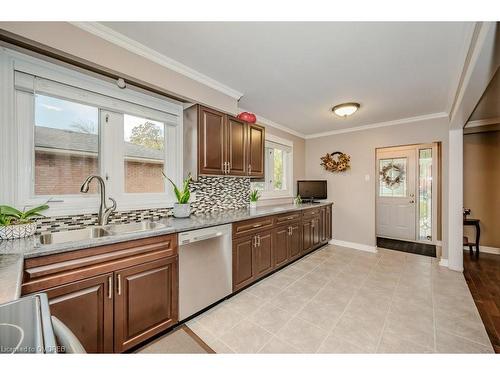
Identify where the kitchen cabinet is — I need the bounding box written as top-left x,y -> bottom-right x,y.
254,230 -> 273,278
232,204 -> 332,291
22,234 -> 178,353
247,123 -> 265,178
44,273 -> 114,353
325,205 -> 332,240
232,235 -> 255,291
185,105 -> 265,178
114,257 -> 178,352
226,115 -> 247,176
198,106 -> 226,175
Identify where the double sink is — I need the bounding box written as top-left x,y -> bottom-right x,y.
38,221 -> 168,245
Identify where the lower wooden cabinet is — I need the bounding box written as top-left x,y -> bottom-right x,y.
44,273 -> 114,353
22,234 -> 178,353
232,235 -> 255,291
233,204 -> 332,292
114,257 -> 178,353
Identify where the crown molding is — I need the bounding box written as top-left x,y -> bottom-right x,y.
465,117 -> 500,128
305,112 -> 449,139
71,22 -> 244,101
237,107 -> 306,138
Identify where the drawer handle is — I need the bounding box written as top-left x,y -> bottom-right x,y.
117,274 -> 122,296
107,276 -> 112,299
252,224 -> 262,228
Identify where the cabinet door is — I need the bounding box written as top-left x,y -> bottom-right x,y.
233,235 -> 255,291
273,226 -> 289,268
247,123 -> 265,178
326,206 -> 332,240
312,217 -> 321,246
289,223 -> 302,260
198,106 -> 226,175
44,273 -> 114,353
226,116 -> 247,176
319,207 -> 327,242
302,219 -> 313,254
114,257 -> 178,353
255,231 -> 273,278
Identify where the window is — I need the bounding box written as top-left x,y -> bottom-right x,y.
251,135 -> 293,199
6,49 -> 183,215
123,115 -> 166,194
34,94 -> 100,196
418,148 -> 432,241
378,157 -> 407,197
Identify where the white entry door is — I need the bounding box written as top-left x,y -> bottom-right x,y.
376,148 -> 416,241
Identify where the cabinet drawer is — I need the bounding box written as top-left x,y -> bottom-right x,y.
233,216 -> 274,238
302,207 -> 321,218
275,211 -> 301,225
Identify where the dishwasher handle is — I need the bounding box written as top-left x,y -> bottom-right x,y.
180,231 -> 224,245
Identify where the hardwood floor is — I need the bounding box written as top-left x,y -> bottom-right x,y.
463,251 -> 500,353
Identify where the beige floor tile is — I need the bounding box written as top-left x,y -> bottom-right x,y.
435,310 -> 491,346
266,272 -> 299,290
196,304 -> 243,337
377,331 -> 434,353
276,317 -> 329,353
271,288 -> 311,312
249,302 -> 294,334
384,316 -> 434,349
318,334 -> 370,353
246,281 -> 282,300
219,320 -> 272,353
435,330 -> 493,353
226,291 -> 264,315
331,312 -> 386,352
184,320 -> 217,345
313,285 -> 355,306
210,339 -> 235,353
296,299 -> 345,329
259,336 -> 301,353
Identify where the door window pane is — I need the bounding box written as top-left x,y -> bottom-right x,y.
418,149 -> 432,240
34,94 -> 99,195
379,158 -> 407,197
273,148 -> 284,190
124,114 -> 165,193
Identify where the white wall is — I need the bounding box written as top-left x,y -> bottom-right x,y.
305,116 -> 450,258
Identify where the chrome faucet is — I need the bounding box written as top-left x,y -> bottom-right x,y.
80,175 -> 117,226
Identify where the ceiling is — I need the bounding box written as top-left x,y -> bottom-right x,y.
101,22 -> 473,135
468,67 -> 500,122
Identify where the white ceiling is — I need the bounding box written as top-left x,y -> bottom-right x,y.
101,22 -> 473,135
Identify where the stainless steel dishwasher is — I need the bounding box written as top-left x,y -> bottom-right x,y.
178,224 -> 232,320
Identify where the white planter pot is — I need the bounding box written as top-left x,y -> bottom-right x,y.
173,203 -> 191,218
0,222 -> 37,240
249,201 -> 258,209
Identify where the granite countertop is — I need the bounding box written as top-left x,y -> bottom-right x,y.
0,201 -> 332,303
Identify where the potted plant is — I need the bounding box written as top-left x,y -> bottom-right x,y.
0,204 -> 49,240
294,194 -> 303,206
163,172 -> 192,218
249,189 -> 260,209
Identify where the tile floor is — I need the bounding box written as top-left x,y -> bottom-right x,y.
186,245 -> 494,353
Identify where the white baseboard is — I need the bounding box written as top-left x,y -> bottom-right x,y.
439,258 -> 449,267
463,245 -> 500,255
329,239 -> 378,253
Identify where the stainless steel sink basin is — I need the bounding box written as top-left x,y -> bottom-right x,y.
38,221 -> 167,245
39,227 -> 111,245
107,221 -> 166,234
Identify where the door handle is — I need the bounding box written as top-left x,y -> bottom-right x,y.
253,236 -> 257,247
257,235 -> 261,247
107,276 -> 112,299
227,162 -> 231,174
116,274 -> 122,295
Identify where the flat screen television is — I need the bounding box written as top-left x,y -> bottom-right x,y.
297,180 -> 327,202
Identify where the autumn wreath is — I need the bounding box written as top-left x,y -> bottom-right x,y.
320,151 -> 351,172
379,162 -> 405,188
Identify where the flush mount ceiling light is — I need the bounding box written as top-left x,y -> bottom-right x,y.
332,102 -> 360,118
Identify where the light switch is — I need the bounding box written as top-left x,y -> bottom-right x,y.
364,174 -> 370,182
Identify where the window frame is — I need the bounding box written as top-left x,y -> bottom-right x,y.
2,48 -> 183,216
252,134 -> 294,200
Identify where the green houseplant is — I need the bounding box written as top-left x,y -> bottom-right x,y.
163,172 -> 192,218
249,189 -> 260,209
0,204 -> 49,240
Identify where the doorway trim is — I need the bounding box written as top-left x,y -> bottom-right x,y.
375,142 -> 441,248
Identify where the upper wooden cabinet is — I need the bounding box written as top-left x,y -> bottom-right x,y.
198,106 -> 226,175
185,105 -> 265,178
247,123 -> 265,178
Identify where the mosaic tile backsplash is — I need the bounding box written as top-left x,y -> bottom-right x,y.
35,176 -> 251,234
